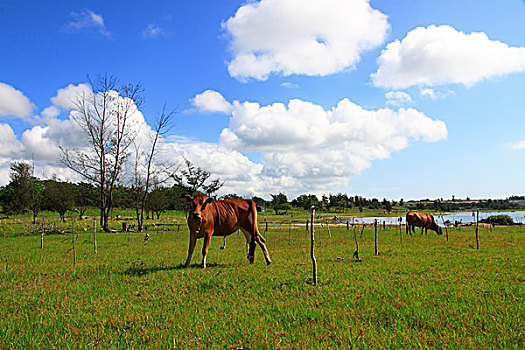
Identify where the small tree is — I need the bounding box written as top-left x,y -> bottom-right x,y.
145,184 -> 170,220
172,159 -> 223,197
1,162 -> 43,223
73,182 -> 97,220
271,193 -> 289,215
1,162 -> 33,214
43,178 -> 74,222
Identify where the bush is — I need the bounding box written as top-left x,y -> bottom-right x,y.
480,214 -> 514,225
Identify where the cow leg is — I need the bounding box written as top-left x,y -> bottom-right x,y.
184,234 -> 197,268
255,234 -> 272,266
248,239 -> 256,264
201,234 -> 212,269
241,229 -> 255,263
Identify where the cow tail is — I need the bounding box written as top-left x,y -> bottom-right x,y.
250,199 -> 265,241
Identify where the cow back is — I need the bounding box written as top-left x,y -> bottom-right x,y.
207,199 -> 257,236
407,212 -> 433,228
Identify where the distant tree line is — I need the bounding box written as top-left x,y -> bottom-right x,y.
0,160 -> 221,226
2,162 -> 523,225
406,198 -> 522,212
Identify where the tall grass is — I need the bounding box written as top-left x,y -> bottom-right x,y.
0,219 -> 523,349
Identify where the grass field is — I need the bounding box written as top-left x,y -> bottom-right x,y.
0,215 -> 523,349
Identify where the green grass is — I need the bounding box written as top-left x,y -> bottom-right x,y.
0,217 -> 523,349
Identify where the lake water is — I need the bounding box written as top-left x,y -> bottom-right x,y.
332,211 -> 525,226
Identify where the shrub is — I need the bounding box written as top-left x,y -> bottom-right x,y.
480,214 -> 514,225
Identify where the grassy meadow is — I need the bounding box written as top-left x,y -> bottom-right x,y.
0,212 -> 523,349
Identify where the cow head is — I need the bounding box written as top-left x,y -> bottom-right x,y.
432,222 -> 443,235
185,193 -> 213,221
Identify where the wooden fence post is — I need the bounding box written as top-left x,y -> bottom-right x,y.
288,222 -> 291,245
310,207 -> 317,285
475,210 -> 479,250
374,219 -> 379,255
93,219 -> 97,254
326,220 -> 331,238
72,233 -> 77,267
41,223 -> 44,249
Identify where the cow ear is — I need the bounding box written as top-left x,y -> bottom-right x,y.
202,197 -> 213,210
184,195 -> 193,202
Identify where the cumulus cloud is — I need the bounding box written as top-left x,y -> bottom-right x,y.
192,90 -> 233,114
224,0 -> 389,81
385,91 -> 412,106
65,9 -> 111,38
50,83 -> 92,110
41,106 -> 60,118
0,85 -> 448,197
372,25 -> 525,89
21,126 -> 61,162
162,141 -> 265,195
0,124 -> 24,157
0,82 -> 35,118
218,95 -> 447,194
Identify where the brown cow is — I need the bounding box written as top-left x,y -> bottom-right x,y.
184,193 -> 272,268
406,212 -> 443,235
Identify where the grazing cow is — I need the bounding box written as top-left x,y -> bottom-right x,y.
406,212 -> 443,235
184,193 -> 272,268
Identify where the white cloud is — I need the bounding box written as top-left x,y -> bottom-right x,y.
372,25 -> 525,89
385,91 -> 412,106
0,84 -> 449,198
50,83 -> 92,110
224,0 -> 389,81
21,126 -> 61,161
419,88 -> 455,100
41,106 -> 60,118
192,90 -> 233,114
0,82 -> 35,118
142,24 -> 165,39
65,9 -> 111,38
0,124 -> 24,157
508,140 -> 525,150
162,141 -> 265,196
281,82 -> 299,89
218,96 -> 447,195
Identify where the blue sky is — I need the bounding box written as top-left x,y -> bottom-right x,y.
1,0 -> 524,200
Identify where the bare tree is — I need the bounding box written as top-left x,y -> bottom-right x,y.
131,105 -> 176,231
61,74 -> 144,232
